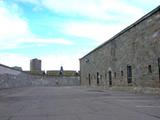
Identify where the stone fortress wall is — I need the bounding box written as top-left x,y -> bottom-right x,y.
0,64 -> 80,89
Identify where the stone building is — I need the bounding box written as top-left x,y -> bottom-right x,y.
80,6 -> 160,88
30,58 -> 42,74
46,66 -> 79,77
12,66 -> 23,71
46,70 -> 78,76
46,70 -> 60,76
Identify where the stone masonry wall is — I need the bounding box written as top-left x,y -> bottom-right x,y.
80,6 -> 160,88
0,65 -> 80,89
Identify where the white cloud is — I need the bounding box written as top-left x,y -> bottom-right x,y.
44,0 -> 143,20
40,54 -> 81,71
64,22 -> 128,44
37,0 -> 145,44
139,0 -> 160,6
0,2 -> 31,49
15,0 -> 144,21
15,0 -> 40,5
13,0 -> 146,45
0,54 -> 30,70
19,38 -> 73,45
0,2 -> 73,49
40,0 -> 112,20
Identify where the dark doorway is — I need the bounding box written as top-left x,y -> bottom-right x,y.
127,65 -> 132,84
159,67 -> 160,83
158,58 -> 160,82
97,72 -> 100,85
109,71 -> 112,86
88,74 -> 91,86
148,65 -> 152,73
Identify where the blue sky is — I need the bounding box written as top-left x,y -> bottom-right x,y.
0,0 -> 159,71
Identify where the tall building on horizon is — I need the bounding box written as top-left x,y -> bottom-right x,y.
30,58 -> 41,72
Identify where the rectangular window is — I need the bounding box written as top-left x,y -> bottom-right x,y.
109,71 -> 112,86
97,72 -> 100,85
158,58 -> 160,81
88,74 -> 91,85
148,65 -> 152,73
127,65 -> 132,84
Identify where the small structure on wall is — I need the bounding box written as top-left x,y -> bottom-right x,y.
12,66 -> 23,71
47,66 -> 79,77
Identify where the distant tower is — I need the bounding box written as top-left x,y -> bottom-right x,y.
30,58 -> 41,72
59,66 -> 63,76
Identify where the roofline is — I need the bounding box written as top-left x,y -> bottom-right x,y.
80,5 -> 160,60
0,63 -> 36,75
0,63 -> 46,76
47,70 -> 77,72
0,63 -> 25,73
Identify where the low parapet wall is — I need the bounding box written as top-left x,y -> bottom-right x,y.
0,64 -> 80,89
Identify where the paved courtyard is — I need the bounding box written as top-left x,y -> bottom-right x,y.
0,86 -> 160,120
